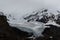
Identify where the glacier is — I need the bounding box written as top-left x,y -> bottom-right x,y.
3,9 -> 60,38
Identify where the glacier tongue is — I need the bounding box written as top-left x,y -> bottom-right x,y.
9,21 -> 45,37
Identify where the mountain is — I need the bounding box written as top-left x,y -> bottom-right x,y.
1,9 -> 60,40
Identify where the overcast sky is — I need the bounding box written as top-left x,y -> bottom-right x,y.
0,0 -> 60,17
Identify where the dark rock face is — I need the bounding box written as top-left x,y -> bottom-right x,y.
36,25 -> 60,40
55,14 -> 60,25
36,15 -> 49,23
24,9 -> 48,22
